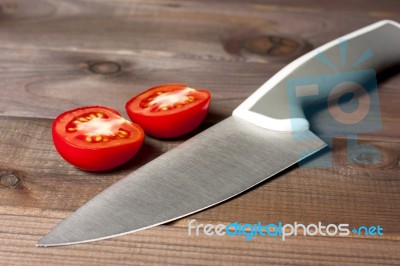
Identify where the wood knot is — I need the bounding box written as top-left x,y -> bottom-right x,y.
224,31 -> 311,60
243,35 -> 299,56
352,152 -> 380,165
0,171 -> 23,189
88,61 -> 121,75
348,145 -> 381,165
0,2 -> 18,15
346,142 -> 399,170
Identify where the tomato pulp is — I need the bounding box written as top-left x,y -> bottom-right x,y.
125,84 -> 211,138
52,106 -> 144,171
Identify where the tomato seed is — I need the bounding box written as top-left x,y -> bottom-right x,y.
90,114 -> 97,119
97,113 -> 104,118
67,127 -> 76,132
78,117 -> 88,122
119,130 -> 128,136
85,136 -> 92,142
95,136 -> 102,142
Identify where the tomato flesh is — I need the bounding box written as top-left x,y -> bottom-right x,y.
125,84 -> 211,138
52,106 -> 144,171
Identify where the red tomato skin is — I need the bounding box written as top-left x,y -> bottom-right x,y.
52,107 -> 144,171
125,85 -> 211,139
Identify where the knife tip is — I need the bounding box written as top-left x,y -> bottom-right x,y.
36,238 -> 61,248
36,235 -> 74,248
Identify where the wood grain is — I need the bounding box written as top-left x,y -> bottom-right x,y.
0,117 -> 399,265
1,213 -> 400,265
1,0 -> 400,138
0,0 -> 400,265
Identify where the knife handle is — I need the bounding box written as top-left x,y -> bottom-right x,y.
233,20 -> 400,132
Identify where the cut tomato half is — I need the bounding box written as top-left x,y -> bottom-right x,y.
125,84 -> 211,138
52,106 -> 144,171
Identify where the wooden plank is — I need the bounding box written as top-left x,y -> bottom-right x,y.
1,0 -> 400,138
0,116 -> 399,265
1,213 -> 400,265
1,0 -> 399,60
0,46 -> 399,140
1,117 -> 399,217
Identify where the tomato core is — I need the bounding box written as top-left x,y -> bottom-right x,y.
139,87 -> 196,112
65,111 -> 131,143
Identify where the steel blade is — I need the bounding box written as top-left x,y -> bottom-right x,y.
38,116 -> 325,247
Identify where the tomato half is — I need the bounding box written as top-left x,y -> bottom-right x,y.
125,84 -> 211,138
52,106 -> 144,171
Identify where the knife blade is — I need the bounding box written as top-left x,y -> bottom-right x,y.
38,20 -> 400,247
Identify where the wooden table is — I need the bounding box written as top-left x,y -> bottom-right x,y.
0,0 -> 399,265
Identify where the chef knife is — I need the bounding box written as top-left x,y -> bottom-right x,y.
38,20 -> 400,246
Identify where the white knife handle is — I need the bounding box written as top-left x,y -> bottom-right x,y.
233,20 -> 400,132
